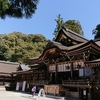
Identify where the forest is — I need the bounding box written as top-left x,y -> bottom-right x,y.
0,32 -> 48,63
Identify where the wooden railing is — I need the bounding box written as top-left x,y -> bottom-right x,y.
31,80 -> 49,86
62,80 -> 100,87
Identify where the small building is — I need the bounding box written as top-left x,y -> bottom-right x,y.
0,62 -> 31,91
0,61 -> 19,85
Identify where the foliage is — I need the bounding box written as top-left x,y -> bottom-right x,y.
0,32 -> 47,63
0,0 -> 39,19
53,14 -> 64,40
92,24 -> 100,39
64,20 -> 84,36
0,0 -> 11,16
53,15 -> 84,40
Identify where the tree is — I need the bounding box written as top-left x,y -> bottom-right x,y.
0,0 -> 39,19
53,14 -> 64,40
92,24 -> 100,39
0,32 -> 47,63
53,15 -> 84,40
64,20 -> 84,36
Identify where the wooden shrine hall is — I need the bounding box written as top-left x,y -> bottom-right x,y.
12,27 -> 100,100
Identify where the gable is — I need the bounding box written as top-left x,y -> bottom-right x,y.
55,26 -> 89,46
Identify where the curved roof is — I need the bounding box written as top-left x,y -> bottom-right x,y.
63,28 -> 88,42
29,40 -> 100,62
29,27 -> 100,63
55,26 -> 89,43
94,40 -> 100,47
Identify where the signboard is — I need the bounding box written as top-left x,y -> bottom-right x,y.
79,69 -> 84,76
85,68 -> 91,76
49,62 -> 71,72
73,60 -> 84,70
49,61 -> 84,72
49,65 -> 56,72
57,63 -> 71,72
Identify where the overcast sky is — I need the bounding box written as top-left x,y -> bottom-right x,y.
0,0 -> 100,40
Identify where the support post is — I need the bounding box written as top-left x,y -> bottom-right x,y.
89,87 -> 91,100
70,63 -> 73,79
3,76 -> 5,85
55,65 -> 58,84
11,74 -> 13,85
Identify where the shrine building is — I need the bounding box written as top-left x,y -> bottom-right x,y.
11,27 -> 100,100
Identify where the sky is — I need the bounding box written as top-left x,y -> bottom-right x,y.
0,0 -> 100,40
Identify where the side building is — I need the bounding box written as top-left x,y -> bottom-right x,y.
0,61 -> 19,85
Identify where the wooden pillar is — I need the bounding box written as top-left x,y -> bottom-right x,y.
11,74 -> 13,85
55,64 -> 58,84
15,74 -> 17,84
70,63 -> 73,79
3,76 -> 5,85
43,60 -> 49,81
32,70 -> 34,82
77,87 -> 80,98
89,87 -> 91,100
46,65 -> 49,80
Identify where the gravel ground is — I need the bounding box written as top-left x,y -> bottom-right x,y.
0,86 -> 65,100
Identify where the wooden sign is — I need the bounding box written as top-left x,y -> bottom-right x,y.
49,65 -> 56,72
73,60 -> 84,70
57,63 -> 71,72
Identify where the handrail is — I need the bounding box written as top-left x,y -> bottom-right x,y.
62,80 -> 100,86
26,80 -> 49,86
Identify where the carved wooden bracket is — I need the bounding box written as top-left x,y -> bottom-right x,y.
67,55 -> 75,61
43,59 -> 49,66
83,52 -> 90,61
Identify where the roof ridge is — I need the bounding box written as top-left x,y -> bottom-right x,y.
62,26 -> 89,41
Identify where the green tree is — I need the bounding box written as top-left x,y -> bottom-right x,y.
0,32 -> 47,63
64,20 -> 84,36
53,14 -> 64,40
92,24 -> 100,39
0,0 -> 11,16
53,15 -> 84,40
0,0 -> 39,19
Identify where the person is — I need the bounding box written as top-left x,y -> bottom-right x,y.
31,85 -> 36,97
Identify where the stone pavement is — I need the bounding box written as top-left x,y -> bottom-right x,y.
0,86 -> 65,100
0,86 -> 81,100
